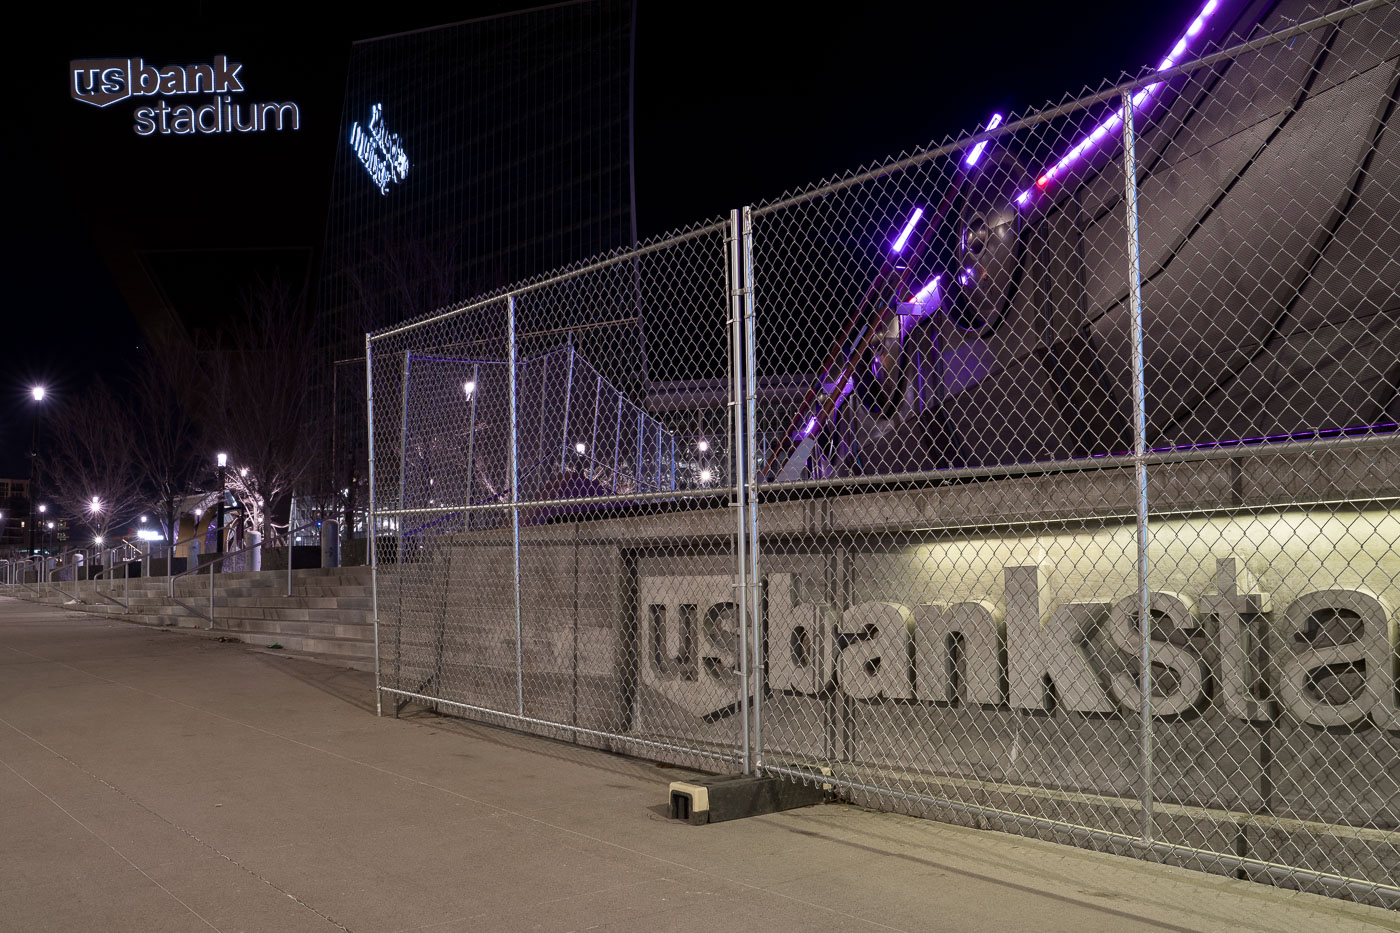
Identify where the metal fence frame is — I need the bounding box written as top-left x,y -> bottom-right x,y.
368,1 -> 1400,908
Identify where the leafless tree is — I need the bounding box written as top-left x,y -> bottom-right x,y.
201,277 -> 325,543
41,379 -> 145,545
129,337 -> 204,547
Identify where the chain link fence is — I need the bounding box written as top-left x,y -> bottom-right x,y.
368,0 -> 1399,908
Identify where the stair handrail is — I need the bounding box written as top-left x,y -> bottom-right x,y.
168,519 -> 327,628
90,538 -> 144,581
46,546 -> 93,601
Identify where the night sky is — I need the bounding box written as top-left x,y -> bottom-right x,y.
3,0 -> 1202,477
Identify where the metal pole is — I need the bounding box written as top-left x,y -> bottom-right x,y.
613,394 -> 622,493
1121,88 -> 1153,843
729,208 -> 752,775
742,205 -> 764,773
464,363 -> 478,532
509,296 -> 524,716
589,374 -> 601,483
216,464 -> 226,557
287,495 -> 295,597
560,341 -> 575,472
398,351 -> 412,553
365,334 -> 383,717
209,554 -> 215,629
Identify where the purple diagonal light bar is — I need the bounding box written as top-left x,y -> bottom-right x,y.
892,207 -> 924,252
964,112 -> 1004,167
1018,0 -> 1221,201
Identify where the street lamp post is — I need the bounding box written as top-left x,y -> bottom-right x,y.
216,453 -> 228,557
27,386 -> 46,557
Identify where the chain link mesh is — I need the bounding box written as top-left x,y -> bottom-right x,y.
367,1 -> 1399,908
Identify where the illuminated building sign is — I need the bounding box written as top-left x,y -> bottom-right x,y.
349,103 -> 409,195
68,55 -> 300,136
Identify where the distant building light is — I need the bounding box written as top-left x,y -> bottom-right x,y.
136,529 -> 165,541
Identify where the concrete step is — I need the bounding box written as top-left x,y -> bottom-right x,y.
207,616 -> 374,640
223,630 -> 376,659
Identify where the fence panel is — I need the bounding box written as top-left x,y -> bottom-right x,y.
1133,3 -> 1400,899
370,297 -> 521,718
745,0 -> 1399,907
510,221 -> 745,767
746,75 -> 1155,854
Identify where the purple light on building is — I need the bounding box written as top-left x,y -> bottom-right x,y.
892,207 -> 924,252
1017,0 -> 1221,204
913,275 -> 941,305
964,112 -> 1004,167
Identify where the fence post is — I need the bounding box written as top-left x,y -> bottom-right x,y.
729,207 -> 752,775
560,341 -> 575,472
287,495 -> 295,597
741,204 -> 764,774
365,334 -> 383,716
1121,88 -> 1153,844
464,363 -> 478,532
509,295 -> 524,716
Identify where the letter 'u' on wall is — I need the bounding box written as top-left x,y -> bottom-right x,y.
766,574 -> 834,695
1005,564 -> 1116,714
1279,588 -> 1398,730
913,601 -> 1004,705
837,602 -> 914,700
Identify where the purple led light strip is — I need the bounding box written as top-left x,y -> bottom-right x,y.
964,112 -> 1004,167
1019,0 -> 1220,201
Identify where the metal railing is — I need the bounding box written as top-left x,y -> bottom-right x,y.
363,2 -> 1400,910
168,520 -> 328,627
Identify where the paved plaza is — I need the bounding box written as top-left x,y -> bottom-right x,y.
1,597 -> 1394,932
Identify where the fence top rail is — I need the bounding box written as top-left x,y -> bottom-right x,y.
749,0 -> 1392,215
370,217 -> 729,343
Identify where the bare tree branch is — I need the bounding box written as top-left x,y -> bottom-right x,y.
41,379 -> 145,544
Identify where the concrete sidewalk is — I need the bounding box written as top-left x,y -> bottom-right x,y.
0,597 -> 1394,933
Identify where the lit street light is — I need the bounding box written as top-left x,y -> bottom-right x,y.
215,453 -> 228,556
27,386 -> 47,556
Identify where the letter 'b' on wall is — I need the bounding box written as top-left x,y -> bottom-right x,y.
766,574 -> 834,695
